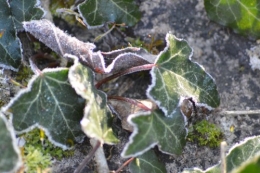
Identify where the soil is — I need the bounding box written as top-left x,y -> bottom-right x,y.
1,0 -> 260,173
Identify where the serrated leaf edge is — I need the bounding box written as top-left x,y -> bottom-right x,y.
0,113 -> 22,173
146,33 -> 194,116
122,105 -> 188,158
2,67 -> 74,150
146,33 -> 218,117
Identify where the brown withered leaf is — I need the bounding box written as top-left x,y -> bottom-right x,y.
108,98 -> 156,132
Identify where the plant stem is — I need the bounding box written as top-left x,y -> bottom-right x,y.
95,64 -> 155,89
220,141 -> 227,173
74,140 -> 101,173
108,96 -> 152,111
114,157 -> 134,173
90,139 -> 109,173
222,110 -> 260,115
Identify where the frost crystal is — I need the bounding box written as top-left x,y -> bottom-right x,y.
247,45 -> 260,71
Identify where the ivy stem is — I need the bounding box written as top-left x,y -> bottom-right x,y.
222,110 -> 260,115
108,96 -> 152,111
95,64 -> 155,89
220,141 -> 227,173
114,157 -> 135,173
74,140 -> 101,173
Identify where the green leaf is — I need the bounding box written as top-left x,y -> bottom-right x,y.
0,0 -> 44,70
129,149 -> 167,173
9,0 -> 44,30
183,136 -> 260,173
122,107 -> 187,158
147,33 -> 220,116
78,0 -> 141,28
204,0 -> 260,38
0,113 -> 22,173
3,68 -> 85,149
231,154 -> 260,173
68,57 -> 119,144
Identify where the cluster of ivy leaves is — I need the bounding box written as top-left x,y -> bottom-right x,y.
1,0 -> 260,173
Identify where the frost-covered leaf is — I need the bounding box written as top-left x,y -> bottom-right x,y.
129,149 -> 167,173
0,113 -> 22,173
147,33 -> 220,117
78,0 -> 141,28
24,20 -> 155,74
204,0 -> 260,38
122,107 -> 187,158
183,136 -> 260,173
3,68 -> 85,149
68,57 -> 118,144
0,0 -> 44,70
23,19 -> 97,68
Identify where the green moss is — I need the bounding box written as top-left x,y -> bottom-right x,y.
188,120 -> 223,148
0,100 -> 5,108
21,128 -> 74,161
15,65 -> 33,86
125,36 -> 164,55
23,145 -> 52,173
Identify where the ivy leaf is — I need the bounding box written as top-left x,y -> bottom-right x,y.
0,113 -> 22,173
78,0 -> 141,28
204,0 -> 260,38
121,107 -> 187,158
129,149 -> 167,173
9,0 -> 44,30
147,33 -> 220,117
68,57 -> 119,144
0,0 -> 44,70
231,154 -> 260,173
3,68 -> 86,149
183,136 -> 260,173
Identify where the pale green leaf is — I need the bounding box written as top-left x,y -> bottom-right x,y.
0,0 -> 44,70
231,154 -> 260,173
78,0 -> 141,28
183,136 -> 260,173
0,113 -> 22,173
122,107 -> 187,158
204,0 -> 260,38
68,57 -> 119,144
3,68 -> 85,149
147,33 -> 220,116
129,149 -> 167,173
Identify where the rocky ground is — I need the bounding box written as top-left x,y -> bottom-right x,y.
1,0 -> 260,173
